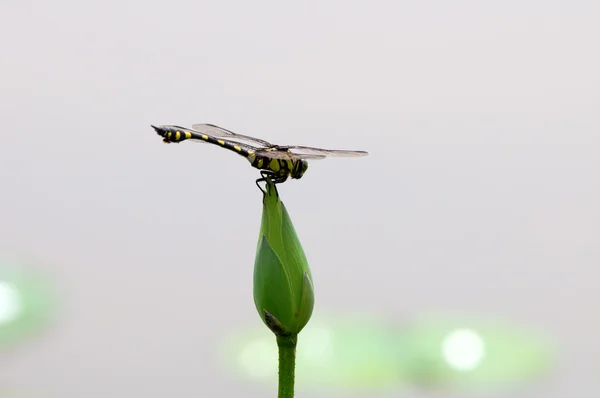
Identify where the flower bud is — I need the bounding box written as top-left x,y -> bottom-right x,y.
253,181 -> 314,335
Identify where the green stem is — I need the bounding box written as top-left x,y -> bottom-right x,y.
277,333 -> 298,398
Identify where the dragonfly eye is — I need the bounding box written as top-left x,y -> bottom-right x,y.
292,160 -> 309,179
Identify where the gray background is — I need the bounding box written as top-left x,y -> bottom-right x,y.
1,0 -> 598,397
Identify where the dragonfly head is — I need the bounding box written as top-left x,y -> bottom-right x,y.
291,159 -> 309,179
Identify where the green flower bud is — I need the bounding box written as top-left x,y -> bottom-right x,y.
253,180 -> 315,335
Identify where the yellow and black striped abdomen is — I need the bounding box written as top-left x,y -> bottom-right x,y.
153,125 -> 255,159
162,127 -> 193,143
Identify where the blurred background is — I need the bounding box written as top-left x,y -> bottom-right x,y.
1,1 -> 598,397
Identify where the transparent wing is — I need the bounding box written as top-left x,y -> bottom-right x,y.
185,139 -> 259,154
253,149 -> 327,160
286,146 -> 369,158
184,130 -> 260,153
191,123 -> 273,148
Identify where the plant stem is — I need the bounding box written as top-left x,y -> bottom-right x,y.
277,333 -> 298,398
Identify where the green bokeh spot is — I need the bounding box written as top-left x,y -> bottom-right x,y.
0,262 -> 56,349
222,312 -> 554,394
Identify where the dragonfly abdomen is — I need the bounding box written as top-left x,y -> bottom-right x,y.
153,125 -> 255,159
194,132 -> 255,158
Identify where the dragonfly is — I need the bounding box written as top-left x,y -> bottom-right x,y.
151,123 -> 368,190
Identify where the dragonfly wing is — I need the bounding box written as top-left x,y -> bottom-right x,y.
286,146 -> 369,158
254,149 -> 327,160
191,123 -> 273,147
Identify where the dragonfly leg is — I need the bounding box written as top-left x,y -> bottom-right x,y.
255,178 -> 267,194
255,171 -> 287,196
255,171 -> 276,194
